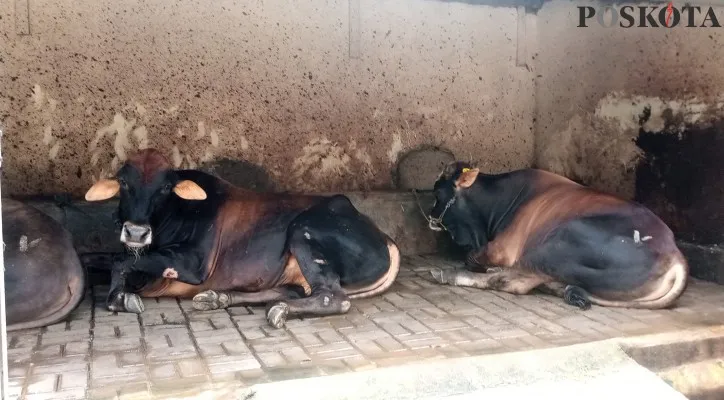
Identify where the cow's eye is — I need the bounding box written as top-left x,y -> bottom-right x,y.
118,179 -> 128,190
161,183 -> 172,194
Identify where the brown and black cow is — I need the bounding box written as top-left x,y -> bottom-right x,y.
426,162 -> 689,310
3,198 -> 86,331
83,148 -> 400,328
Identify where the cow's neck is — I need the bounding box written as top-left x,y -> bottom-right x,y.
470,171 -> 533,241
149,197 -> 201,247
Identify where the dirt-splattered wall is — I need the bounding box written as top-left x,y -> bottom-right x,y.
0,0 -> 536,197
533,0 -> 724,244
533,1 -> 724,199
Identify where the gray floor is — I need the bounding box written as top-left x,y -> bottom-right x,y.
8,255 -> 724,399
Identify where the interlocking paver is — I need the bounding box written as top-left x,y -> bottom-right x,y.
206,355 -> 261,374
247,336 -> 299,353
91,354 -> 145,379
197,343 -> 226,358
8,256 -> 724,399
58,371 -> 88,390
256,352 -> 286,368
26,374 -> 57,394
26,389 -> 86,400
33,360 -> 87,374
176,358 -> 208,377
280,347 -> 312,364
397,332 -> 448,349
374,336 -> 407,352
34,345 -> 62,359
292,332 -> 323,347
343,328 -> 392,341
8,378 -> 25,399
149,363 -> 177,380
91,337 -> 142,353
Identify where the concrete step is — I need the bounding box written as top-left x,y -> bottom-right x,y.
620,327 -> 724,400
658,358 -> 724,400
226,340 -> 688,400
149,328 -> 724,400
621,326 -> 724,371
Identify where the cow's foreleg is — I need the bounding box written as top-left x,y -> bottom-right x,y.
123,249 -> 205,285
465,248 -> 487,270
430,268 -> 550,295
192,288 -> 301,311
464,247 -> 504,273
106,261 -> 147,314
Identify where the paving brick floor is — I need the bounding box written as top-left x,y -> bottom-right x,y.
7,255 -> 724,400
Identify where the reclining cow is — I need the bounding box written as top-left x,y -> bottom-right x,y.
426,162 -> 689,310
83,148 -> 400,328
4,198 -> 86,331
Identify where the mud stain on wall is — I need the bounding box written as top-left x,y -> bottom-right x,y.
635,120 -> 724,245
534,0 -> 724,200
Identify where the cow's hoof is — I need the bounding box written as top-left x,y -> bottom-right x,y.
107,294 -> 124,312
563,285 -> 592,311
485,267 -> 504,274
124,293 -> 145,314
192,290 -> 230,311
430,268 -> 449,284
266,302 -> 289,329
465,252 -> 480,268
107,292 -> 144,313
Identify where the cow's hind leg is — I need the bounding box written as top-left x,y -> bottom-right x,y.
265,229 -> 353,329
192,288 -> 301,311
430,268 -> 550,295
535,282 -> 591,310
266,289 -> 350,329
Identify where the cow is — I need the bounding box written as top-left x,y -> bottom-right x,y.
3,198 -> 86,331
83,148 -> 400,328
426,162 -> 689,310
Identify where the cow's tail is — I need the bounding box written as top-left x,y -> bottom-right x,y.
575,251 -> 689,310
345,239 -> 401,300
7,274 -> 86,332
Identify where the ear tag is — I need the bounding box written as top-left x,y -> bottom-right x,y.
462,168 -> 471,173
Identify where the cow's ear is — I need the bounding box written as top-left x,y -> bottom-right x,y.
85,179 -> 120,201
455,168 -> 479,189
173,180 -> 207,200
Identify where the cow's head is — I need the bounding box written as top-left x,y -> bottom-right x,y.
84,148 -> 207,250
427,161 -> 480,240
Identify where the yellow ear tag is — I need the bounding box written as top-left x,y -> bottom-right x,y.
462,168 -> 471,173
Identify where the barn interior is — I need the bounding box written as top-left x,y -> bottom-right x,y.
2,0 -> 724,399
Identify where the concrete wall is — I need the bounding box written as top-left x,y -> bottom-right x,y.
533,1 -> 724,199
532,0 -> 724,245
4,0 -> 724,245
0,0 -> 535,197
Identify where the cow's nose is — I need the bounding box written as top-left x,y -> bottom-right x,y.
121,222 -> 152,247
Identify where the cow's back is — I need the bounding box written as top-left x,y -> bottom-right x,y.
202,190 -> 325,292
485,171 -> 629,266
139,176 -> 326,297
3,198 -> 85,330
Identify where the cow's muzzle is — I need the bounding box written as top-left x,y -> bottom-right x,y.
120,222 -> 152,248
427,197 -> 456,232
